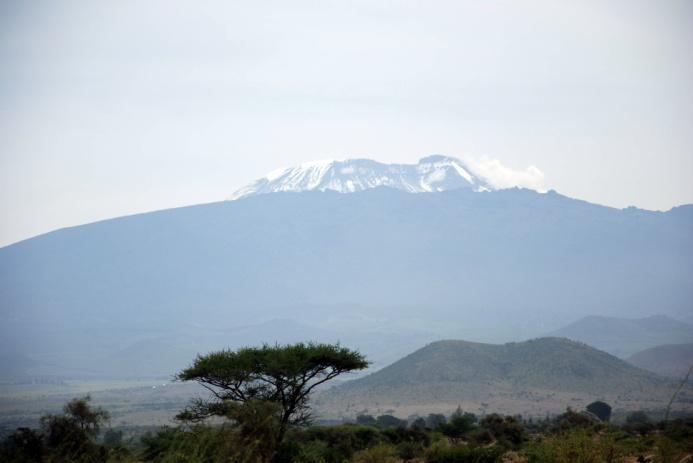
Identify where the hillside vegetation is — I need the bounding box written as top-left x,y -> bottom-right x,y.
316,338 -> 687,418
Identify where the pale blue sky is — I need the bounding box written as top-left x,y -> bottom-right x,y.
1,0 -> 692,246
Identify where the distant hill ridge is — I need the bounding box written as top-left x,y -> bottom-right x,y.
627,343 -> 693,379
334,337 -> 665,392
548,315 -> 693,358
316,337 -> 682,417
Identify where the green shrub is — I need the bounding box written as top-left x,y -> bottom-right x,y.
522,427 -> 625,463
293,441 -> 329,463
661,418 -> 693,451
0,427 -> 45,463
381,426 -> 430,446
478,414 -> 525,449
395,440 -> 424,460
622,411 -> 654,435
438,415 -> 476,441
352,443 -> 398,463
139,425 -> 236,463
424,440 -> 503,463
376,415 -> 406,429
300,424 -> 383,463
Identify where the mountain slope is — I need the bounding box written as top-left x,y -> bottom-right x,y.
547,316 -> 693,358
315,338 -> 682,417
627,344 -> 693,379
1,187 -> 692,379
230,156 -> 493,199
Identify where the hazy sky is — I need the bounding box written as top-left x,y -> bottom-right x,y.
1,0 -> 692,247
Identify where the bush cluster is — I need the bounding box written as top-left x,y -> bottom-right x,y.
6,396 -> 692,463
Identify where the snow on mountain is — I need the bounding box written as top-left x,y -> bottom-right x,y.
230,155 -> 495,200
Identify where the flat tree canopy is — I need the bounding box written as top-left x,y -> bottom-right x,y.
176,342 -> 368,438
586,400 -> 612,422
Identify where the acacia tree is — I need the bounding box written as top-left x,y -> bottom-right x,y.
40,396 -> 110,461
586,400 -> 612,422
63,395 -> 110,436
176,342 -> 368,442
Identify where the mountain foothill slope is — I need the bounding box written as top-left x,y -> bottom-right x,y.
314,338 -> 689,418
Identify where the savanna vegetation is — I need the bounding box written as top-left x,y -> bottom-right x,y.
2,343 -> 692,463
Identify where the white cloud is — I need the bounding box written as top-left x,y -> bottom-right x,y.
462,155 -> 546,192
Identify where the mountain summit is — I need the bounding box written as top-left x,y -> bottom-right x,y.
230,155 -> 494,199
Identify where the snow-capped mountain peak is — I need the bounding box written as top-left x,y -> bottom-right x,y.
230,155 -> 494,200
